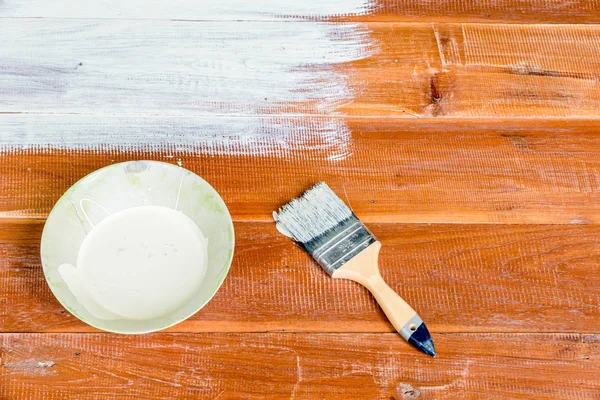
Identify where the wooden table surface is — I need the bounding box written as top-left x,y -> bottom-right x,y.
1,1 -> 600,399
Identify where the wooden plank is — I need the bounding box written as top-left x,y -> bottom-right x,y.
0,20 -> 374,117
0,333 -> 598,399
342,23 -> 600,117
352,1 -> 600,24
2,219 -> 599,333
2,117 -> 600,224
2,21 -> 600,118
0,0 -> 373,20
2,0 -> 600,23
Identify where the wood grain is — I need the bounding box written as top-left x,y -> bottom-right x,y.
2,219 -> 599,333
353,0 -> 600,23
2,22 -> 600,118
1,333 -> 598,399
343,23 -> 600,117
2,117 -> 600,224
2,3 -> 600,399
2,0 -> 600,23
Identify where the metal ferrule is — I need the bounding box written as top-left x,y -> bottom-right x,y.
302,215 -> 376,275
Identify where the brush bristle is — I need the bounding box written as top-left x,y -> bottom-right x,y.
274,182 -> 353,243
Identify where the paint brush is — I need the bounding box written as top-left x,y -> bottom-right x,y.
274,182 -> 436,357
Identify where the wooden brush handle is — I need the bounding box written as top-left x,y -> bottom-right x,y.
332,241 -> 417,335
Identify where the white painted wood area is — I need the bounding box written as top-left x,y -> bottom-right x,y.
0,17 -> 374,156
0,115 -> 352,158
0,0 -> 372,19
0,21 -> 373,116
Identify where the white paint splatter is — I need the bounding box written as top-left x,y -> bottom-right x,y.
2,358 -> 57,375
0,0 -> 372,19
0,19 -> 374,158
36,361 -> 56,368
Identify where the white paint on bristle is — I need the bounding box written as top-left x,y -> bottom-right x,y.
274,182 -> 353,243
1,0 -> 371,19
0,16 -> 375,158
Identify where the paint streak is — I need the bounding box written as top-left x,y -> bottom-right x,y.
0,115 -> 353,159
1,0 -> 372,19
0,19 -> 375,158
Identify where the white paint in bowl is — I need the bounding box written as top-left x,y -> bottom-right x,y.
60,206 -> 208,321
40,161 -> 235,334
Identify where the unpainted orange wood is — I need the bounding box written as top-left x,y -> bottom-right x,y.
340,23 -> 600,117
0,333 -> 598,399
2,118 -> 600,223
343,0 -> 600,23
1,219 -> 599,333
